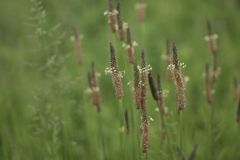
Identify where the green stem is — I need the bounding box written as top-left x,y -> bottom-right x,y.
97,113 -> 106,160
118,99 -> 125,160
179,110 -> 183,160
234,124 -> 240,159
210,103 -> 214,160
156,101 -> 174,160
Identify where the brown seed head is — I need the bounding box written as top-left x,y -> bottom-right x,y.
207,20 -> 217,55
207,20 -> 213,36
124,109 -> 130,135
88,62 -> 101,112
205,64 -> 213,104
141,50 -> 147,112
148,71 -> 158,101
126,27 -> 135,63
233,77 -> 239,101
173,43 -> 180,71
108,0 -> 116,32
141,112 -> 148,153
134,61 -> 141,109
172,43 -> 185,110
116,0 -> 125,40
136,0 -> 146,22
110,43 -> 124,99
72,26 -> 82,65
110,43 -> 118,71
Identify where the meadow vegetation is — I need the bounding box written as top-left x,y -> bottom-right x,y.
1,0 -> 240,159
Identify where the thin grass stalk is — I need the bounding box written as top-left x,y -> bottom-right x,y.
234,111 -> 240,159
157,73 -> 166,116
179,111 -> 184,160
72,26 -> 82,65
97,113 -> 106,160
235,125 -> 240,159
177,147 -> 187,160
236,99 -> 240,123
210,100 -> 215,160
118,99 -> 126,160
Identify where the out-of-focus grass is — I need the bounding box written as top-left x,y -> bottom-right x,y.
1,0 -> 240,159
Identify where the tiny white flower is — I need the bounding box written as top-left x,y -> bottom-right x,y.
204,34 -> 218,41
167,64 -> 175,71
70,36 -> 75,41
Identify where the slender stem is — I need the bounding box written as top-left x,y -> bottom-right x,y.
118,99 -> 125,160
179,110 -> 183,160
98,113 -> 106,160
234,125 -> 240,159
210,102 -> 214,160
155,101 -> 174,160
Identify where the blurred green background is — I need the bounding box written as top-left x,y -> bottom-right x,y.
1,0 -> 240,159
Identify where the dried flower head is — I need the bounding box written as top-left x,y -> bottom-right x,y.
72,26 -> 82,65
205,20 -> 219,82
124,109 -> 130,135
141,50 -> 147,112
107,0 -> 117,32
233,76 -> 239,101
141,113 -> 148,153
148,71 -> 158,101
134,61 -> 141,109
116,0 -> 125,40
110,43 -> 124,98
135,0 -> 147,22
126,27 -> 135,63
173,43 -> 186,110
87,62 -> 101,112
205,64 -> 212,104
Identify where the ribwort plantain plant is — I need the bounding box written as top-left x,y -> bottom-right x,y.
140,50 -> 148,153
116,0 -> 125,41
109,43 -> 124,99
72,26 -> 82,65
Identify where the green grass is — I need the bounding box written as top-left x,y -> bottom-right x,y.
1,0 -> 240,159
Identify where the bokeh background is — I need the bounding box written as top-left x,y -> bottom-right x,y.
1,0 -> 240,159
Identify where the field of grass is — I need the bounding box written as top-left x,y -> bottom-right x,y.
1,0 -> 240,159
